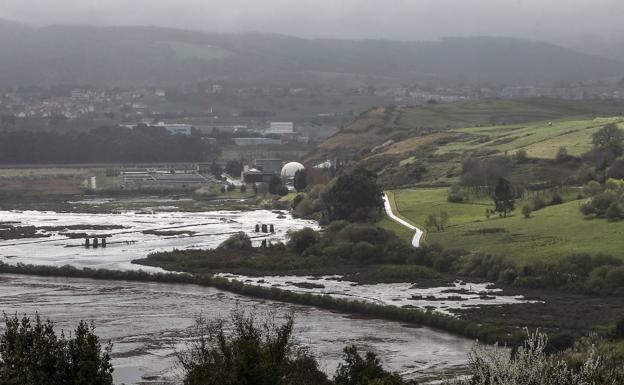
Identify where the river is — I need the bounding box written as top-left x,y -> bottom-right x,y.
0,208 -> 477,383
0,273 -> 474,384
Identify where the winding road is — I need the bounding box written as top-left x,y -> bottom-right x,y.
383,192 -> 424,248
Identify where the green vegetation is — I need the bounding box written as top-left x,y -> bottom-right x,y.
436,117 -> 623,159
293,168 -> 383,224
0,314 -> 113,385
391,187 -> 624,262
452,331 -> 624,385
178,309 -> 415,385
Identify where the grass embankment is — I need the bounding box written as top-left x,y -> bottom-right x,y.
391,187 -> 624,263
0,262 -> 512,345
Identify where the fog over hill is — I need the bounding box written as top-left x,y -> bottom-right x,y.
0,20 -> 622,87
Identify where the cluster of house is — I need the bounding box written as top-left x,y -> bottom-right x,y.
126,120 -> 308,146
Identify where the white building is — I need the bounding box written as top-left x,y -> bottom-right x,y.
266,122 -> 294,135
156,122 -> 193,136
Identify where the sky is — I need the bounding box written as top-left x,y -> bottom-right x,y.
1,0 -> 624,42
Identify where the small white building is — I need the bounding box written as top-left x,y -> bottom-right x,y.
266,122 -> 294,135
156,122 -> 193,136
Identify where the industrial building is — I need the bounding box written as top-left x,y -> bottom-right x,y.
121,170 -> 215,188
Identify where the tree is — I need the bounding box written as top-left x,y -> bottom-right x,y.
240,184 -> 247,193
0,314 -> 113,385
522,204 -> 533,218
515,149 -> 528,163
218,232 -> 252,251
293,169 -> 308,192
177,309 -> 330,385
224,160 -> 243,176
592,123 -> 624,148
334,346 -> 409,385
268,176 -> 284,195
492,178 -> 515,217
607,157 -> 624,179
323,168 -> 383,222
287,227 -> 319,253
555,147 -> 569,163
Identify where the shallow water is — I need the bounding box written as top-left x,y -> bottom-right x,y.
0,209 -> 318,271
0,274 -> 474,384
215,273 -> 535,316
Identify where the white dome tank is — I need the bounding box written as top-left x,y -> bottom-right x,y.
280,162 -> 305,179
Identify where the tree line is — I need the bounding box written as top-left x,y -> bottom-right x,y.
0,125 -> 214,164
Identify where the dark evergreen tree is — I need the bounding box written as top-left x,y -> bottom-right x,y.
293,169 -> 308,192
492,178 -> 515,217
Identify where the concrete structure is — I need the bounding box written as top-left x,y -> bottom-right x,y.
255,159 -> 283,174
121,170 -> 214,188
242,169 -> 276,184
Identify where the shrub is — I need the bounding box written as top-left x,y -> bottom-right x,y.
334,345 -> 408,385
218,232 -> 252,251
456,331 -> 610,385
351,241 -> 378,264
177,309 -> 330,385
522,204 -> 532,218
550,193 -> 563,205
240,184 -> 247,193
447,192 -> 464,203
0,314 -> 113,385
288,227 -> 320,253
532,196 -> 547,210
605,202 -> 622,221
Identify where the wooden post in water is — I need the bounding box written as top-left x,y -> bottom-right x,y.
85,238 -> 90,248
261,239 -> 267,247
101,238 -> 107,248
269,224 -> 274,233
261,224 -> 268,233
93,237 -> 99,248
255,224 -> 260,232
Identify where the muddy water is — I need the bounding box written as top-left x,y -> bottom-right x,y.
0,274 -> 473,384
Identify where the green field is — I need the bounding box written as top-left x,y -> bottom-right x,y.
435,117 -> 624,159
397,98 -> 624,132
390,187 -> 624,263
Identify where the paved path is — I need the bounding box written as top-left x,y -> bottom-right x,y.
383,193 -> 424,248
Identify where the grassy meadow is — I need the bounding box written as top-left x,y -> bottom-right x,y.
388,187 -> 624,264
436,117 -> 624,159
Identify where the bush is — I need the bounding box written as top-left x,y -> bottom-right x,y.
532,196 -> 547,211
522,204 -> 532,218
178,309 -> 330,385
550,193 -> 563,205
351,241 -> 378,264
457,331 -> 608,385
240,184 -> 247,193
606,202 -> 622,221
0,314 -> 113,385
288,227 -> 320,253
218,232 -> 252,251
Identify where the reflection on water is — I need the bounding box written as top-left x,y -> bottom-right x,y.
0,274 -> 473,384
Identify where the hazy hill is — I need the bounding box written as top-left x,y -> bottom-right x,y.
0,20 -> 622,87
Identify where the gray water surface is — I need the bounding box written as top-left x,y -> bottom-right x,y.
0,274 -> 473,384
